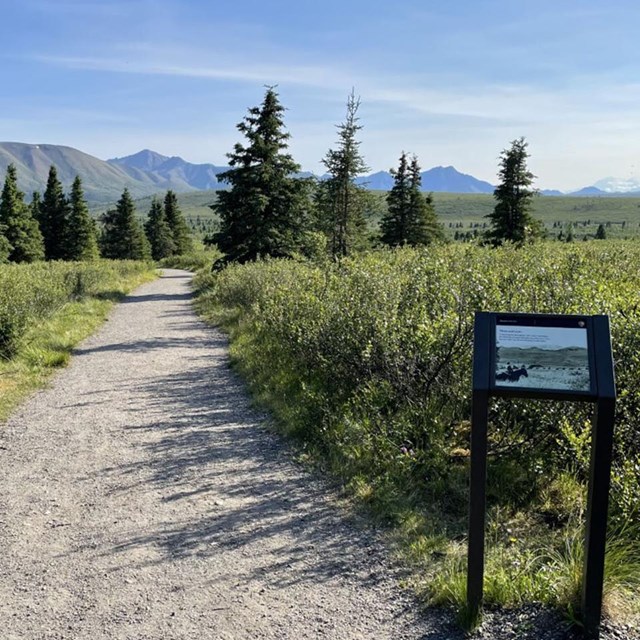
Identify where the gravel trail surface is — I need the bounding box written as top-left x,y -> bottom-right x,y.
0,269 -> 459,640
0,269 -> 632,640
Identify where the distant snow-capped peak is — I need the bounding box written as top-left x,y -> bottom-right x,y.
593,176 -> 640,193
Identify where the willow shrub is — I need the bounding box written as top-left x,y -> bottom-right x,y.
197,242 -> 640,527
0,260 -> 152,359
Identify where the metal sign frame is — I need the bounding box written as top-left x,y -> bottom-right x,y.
468,312 -> 616,639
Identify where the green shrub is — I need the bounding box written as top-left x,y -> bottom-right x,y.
195,242 -> 640,619
0,260 -> 152,359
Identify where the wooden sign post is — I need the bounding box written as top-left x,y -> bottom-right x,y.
468,312 -> 616,639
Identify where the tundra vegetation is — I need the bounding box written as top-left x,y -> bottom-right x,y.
193,242 -> 640,628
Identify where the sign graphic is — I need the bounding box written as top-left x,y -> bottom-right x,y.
495,318 -> 590,392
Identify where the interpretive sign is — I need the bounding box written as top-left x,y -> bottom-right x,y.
493,315 -> 593,395
468,312 -> 616,640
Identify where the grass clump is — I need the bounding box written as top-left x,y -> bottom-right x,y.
0,260 -> 155,421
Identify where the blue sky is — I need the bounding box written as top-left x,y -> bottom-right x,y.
1,0 -> 639,190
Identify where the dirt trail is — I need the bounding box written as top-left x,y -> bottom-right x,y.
0,269 -> 457,640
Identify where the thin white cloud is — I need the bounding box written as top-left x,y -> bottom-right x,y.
32,54 -> 351,91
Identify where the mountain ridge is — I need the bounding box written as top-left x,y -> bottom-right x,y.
2,141 -> 639,202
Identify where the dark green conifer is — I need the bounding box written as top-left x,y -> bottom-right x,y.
595,223 -> 606,239
406,156 -> 444,245
213,87 -> 312,263
485,137 -> 541,246
145,196 -> 175,260
67,176 -> 99,260
315,91 -> 369,257
40,165 -> 70,260
100,188 -> 151,260
0,164 -> 44,263
381,153 -> 443,247
163,190 -> 192,255
381,152 -> 410,246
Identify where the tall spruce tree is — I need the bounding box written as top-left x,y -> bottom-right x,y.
315,90 -> 369,257
485,137 -> 540,246
100,188 -> 150,260
381,153 -> 443,247
145,196 -> 175,260
40,165 -> 70,260
0,164 -> 44,263
406,156 -> 444,245
163,190 -> 192,255
67,176 -> 99,261
381,152 -> 410,246
212,86 -> 311,263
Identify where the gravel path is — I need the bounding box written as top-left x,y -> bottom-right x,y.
0,269 -> 634,640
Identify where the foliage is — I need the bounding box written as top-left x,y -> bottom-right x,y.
212,87 -> 311,263
100,188 -> 151,260
158,247 -> 221,272
40,165 -> 70,260
485,137 -> 541,246
163,190 -> 193,255
596,223 -> 607,240
381,153 -> 444,247
315,91 -> 369,257
0,260 -> 155,420
67,176 -> 99,261
195,241 -> 640,622
0,259 -> 152,359
145,196 -> 175,260
0,164 -> 44,263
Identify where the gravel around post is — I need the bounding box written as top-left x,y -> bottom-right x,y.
0,269 -> 633,640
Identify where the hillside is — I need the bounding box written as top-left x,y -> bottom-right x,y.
0,142 -> 178,202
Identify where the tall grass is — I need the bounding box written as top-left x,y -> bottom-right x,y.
0,260 -> 155,420
193,241 -> 640,626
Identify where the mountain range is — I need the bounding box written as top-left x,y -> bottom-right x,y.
1,141 -> 638,203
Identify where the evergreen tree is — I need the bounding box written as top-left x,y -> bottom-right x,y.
67,176 -> 99,261
145,196 -> 175,260
485,137 -> 540,246
100,188 -> 151,260
380,151 -> 410,246
212,87 -> 311,263
30,191 -> 42,222
163,190 -> 193,255
315,90 -> 369,257
40,165 -> 70,260
595,223 -> 607,240
381,154 -> 444,246
0,164 -> 44,263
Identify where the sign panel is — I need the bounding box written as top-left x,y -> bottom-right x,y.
494,316 -> 591,393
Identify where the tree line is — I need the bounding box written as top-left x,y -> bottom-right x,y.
211,87 -> 547,266
0,164 -> 193,264
211,88 -> 444,266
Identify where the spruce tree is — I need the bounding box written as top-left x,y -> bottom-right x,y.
381,152 -> 410,246
315,91 -> 369,257
213,86 -> 312,263
67,176 -> 99,261
145,196 -> 175,260
40,165 -> 70,260
163,190 -> 192,255
595,223 -> 607,239
0,164 -> 44,263
100,188 -> 151,260
485,137 -> 540,246
406,156 -> 444,245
